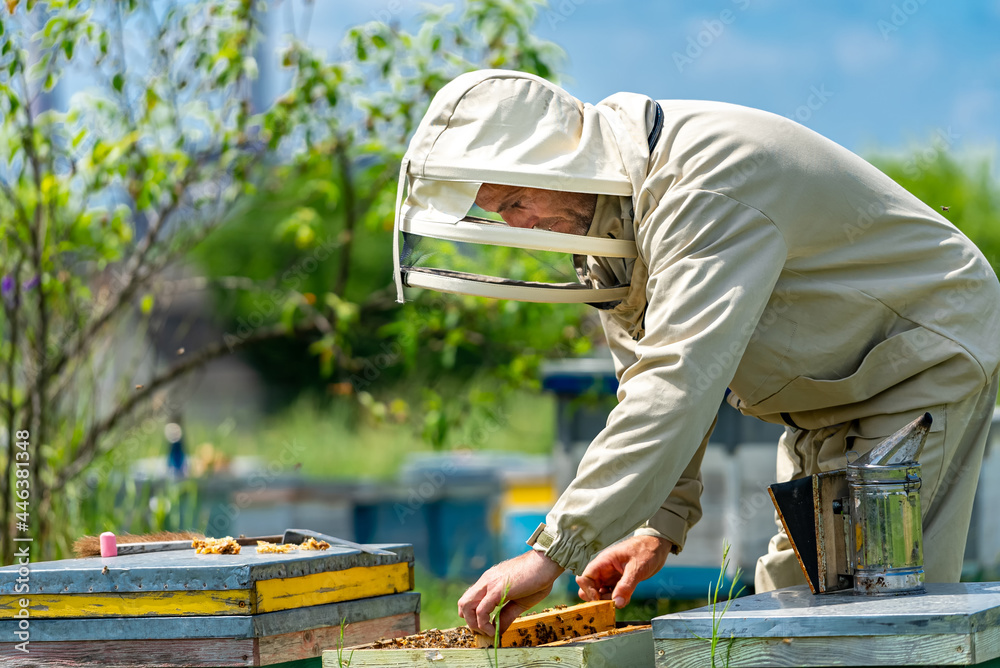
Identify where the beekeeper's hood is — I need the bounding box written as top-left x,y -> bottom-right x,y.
393,69 -> 662,304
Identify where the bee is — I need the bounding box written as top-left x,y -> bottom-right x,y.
941,206 -> 950,212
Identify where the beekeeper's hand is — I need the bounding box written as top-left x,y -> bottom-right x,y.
576,535 -> 673,608
458,549 -> 564,638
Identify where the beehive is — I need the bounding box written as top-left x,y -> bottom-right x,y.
0,542 -> 417,667
652,582 -> 1000,667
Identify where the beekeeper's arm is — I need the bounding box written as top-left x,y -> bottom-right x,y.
533,189 -> 787,580
598,307 -> 715,554
569,307 -> 716,606
458,189 -> 787,634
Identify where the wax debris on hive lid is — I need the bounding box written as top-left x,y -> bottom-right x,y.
192,536 -> 241,554
300,537 -> 331,550
256,541 -> 297,554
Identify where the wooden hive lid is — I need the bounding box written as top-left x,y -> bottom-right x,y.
0,543 -> 412,595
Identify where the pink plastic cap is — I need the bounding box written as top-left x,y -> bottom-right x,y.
100,531 -> 117,558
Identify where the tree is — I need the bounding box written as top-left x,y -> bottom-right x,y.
194,0 -> 587,444
0,0 -> 281,562
0,0 -> 573,563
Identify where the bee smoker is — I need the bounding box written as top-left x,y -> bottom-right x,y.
768,412 -> 932,595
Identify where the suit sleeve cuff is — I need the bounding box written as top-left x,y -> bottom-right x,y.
634,507 -> 690,554
525,522 -> 593,575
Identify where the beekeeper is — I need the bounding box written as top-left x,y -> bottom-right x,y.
392,69 -> 1000,638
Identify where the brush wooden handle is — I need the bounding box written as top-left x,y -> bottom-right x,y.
115,540 -> 194,555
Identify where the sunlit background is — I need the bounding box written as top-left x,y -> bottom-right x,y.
2,0 -> 999,635
267,0 -> 999,162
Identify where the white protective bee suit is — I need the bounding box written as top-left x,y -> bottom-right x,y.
394,69 -> 1000,590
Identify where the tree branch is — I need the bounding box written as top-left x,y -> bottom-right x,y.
0,179 -> 34,253
41,178 -> 190,389
333,141 -> 356,296
18,60 -> 54,529
158,275 -> 262,294
53,318 -> 328,488
1,256 -> 25,566
44,143 -> 266,403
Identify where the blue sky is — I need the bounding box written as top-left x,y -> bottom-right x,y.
282,0 -> 999,165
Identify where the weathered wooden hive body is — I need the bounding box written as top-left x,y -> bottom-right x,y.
653,582 -> 1000,667
0,542 -> 417,667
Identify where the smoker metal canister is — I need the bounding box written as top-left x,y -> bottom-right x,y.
847,462 -> 925,595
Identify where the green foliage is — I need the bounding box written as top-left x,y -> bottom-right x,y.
0,0 -> 575,563
0,0 -> 316,562
868,148 -> 1000,272
128,390 -> 556,481
193,1 -> 592,446
413,566 -> 472,630
70,473 -> 203,558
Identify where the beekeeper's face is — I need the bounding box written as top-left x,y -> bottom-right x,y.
475,184 -> 597,236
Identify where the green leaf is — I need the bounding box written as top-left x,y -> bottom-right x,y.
275,206 -> 320,245
43,16 -> 63,38
140,294 -> 154,315
145,87 -> 159,114
27,60 -> 45,82
242,56 -> 258,80
280,298 -> 299,332
294,224 -> 315,249
112,72 -> 124,92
